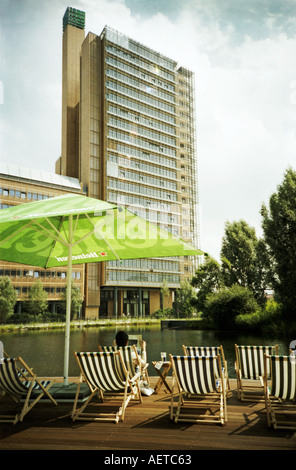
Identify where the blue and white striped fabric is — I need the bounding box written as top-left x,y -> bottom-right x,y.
183,346 -> 220,357
269,355 -> 296,400
100,346 -> 137,379
236,345 -> 277,380
75,352 -> 127,392
171,356 -> 219,395
0,358 -> 50,396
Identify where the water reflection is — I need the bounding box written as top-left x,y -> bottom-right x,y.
0,325 -> 291,378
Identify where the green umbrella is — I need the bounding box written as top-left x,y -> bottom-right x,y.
0,194 -> 205,382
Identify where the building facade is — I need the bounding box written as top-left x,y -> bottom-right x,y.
0,162 -> 85,314
56,7 -> 200,318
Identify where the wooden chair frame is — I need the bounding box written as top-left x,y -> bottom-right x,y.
170,354 -> 227,426
235,344 -> 278,401
0,357 -> 57,424
99,344 -> 149,385
72,351 -> 142,424
263,354 -> 296,431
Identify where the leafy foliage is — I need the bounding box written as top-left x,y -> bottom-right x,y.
204,284 -> 259,329
60,280 -> 84,319
221,220 -> 271,305
0,276 -> 17,322
25,279 -> 48,320
261,168 -> 296,321
191,256 -> 224,311
173,279 -> 196,317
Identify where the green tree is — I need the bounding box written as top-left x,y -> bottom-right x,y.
204,284 -> 259,330
160,280 -> 170,310
261,168 -> 296,322
0,276 -> 17,323
173,279 -> 196,317
221,220 -> 258,287
191,256 -> 224,311
26,279 -> 48,320
221,220 -> 270,305
60,280 -> 83,320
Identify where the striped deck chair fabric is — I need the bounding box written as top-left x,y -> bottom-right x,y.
99,345 -> 141,380
169,355 -> 227,425
72,351 -> 142,423
264,355 -> 296,430
235,344 -> 278,401
182,345 -> 230,390
0,357 -> 57,424
75,351 -> 127,392
183,345 -> 220,358
268,355 -> 296,400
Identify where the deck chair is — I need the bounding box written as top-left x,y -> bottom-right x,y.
127,335 -> 150,384
0,357 -> 57,424
169,355 -> 227,426
3,350 -> 31,378
235,344 -> 278,401
72,351 -> 142,423
263,355 -> 296,431
99,344 -> 149,384
182,345 -> 230,391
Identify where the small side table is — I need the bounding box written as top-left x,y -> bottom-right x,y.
152,361 -> 172,394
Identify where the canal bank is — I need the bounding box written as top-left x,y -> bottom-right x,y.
0,317 -> 161,333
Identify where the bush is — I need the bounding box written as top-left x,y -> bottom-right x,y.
9,312 -> 66,324
9,313 -> 35,324
235,299 -> 283,334
204,284 -> 258,330
152,308 -> 174,318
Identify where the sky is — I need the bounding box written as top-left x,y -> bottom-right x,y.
0,0 -> 296,261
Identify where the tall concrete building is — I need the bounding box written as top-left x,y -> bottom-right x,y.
56,7 -> 200,319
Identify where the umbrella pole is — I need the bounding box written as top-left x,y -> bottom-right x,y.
64,215 -> 73,385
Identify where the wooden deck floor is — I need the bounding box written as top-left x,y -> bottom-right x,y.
0,377 -> 295,452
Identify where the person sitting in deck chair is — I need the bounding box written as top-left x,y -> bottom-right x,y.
114,330 -> 147,366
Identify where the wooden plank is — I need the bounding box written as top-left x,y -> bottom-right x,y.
0,378 -> 295,450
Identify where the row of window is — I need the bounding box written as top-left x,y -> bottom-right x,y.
108,178 -> 178,202
110,165 -> 177,191
0,188 -> 50,201
108,191 -> 175,213
108,154 -> 177,180
123,289 -> 149,299
108,259 -> 180,271
116,144 -> 177,169
106,55 -> 175,94
0,269 -> 81,280
90,143 -> 100,158
108,105 -> 176,136
129,41 -> 176,73
106,43 -> 175,79
90,169 -> 99,183
108,92 -> 176,125
109,116 -> 176,147
106,68 -> 175,105
100,289 -> 150,300
107,80 -> 175,115
14,286 -> 66,295
133,209 -> 179,226
109,129 -> 176,158
107,270 -> 180,283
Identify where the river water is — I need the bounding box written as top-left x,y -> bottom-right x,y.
0,324 -> 291,379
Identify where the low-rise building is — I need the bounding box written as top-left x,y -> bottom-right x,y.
0,162 -> 85,315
